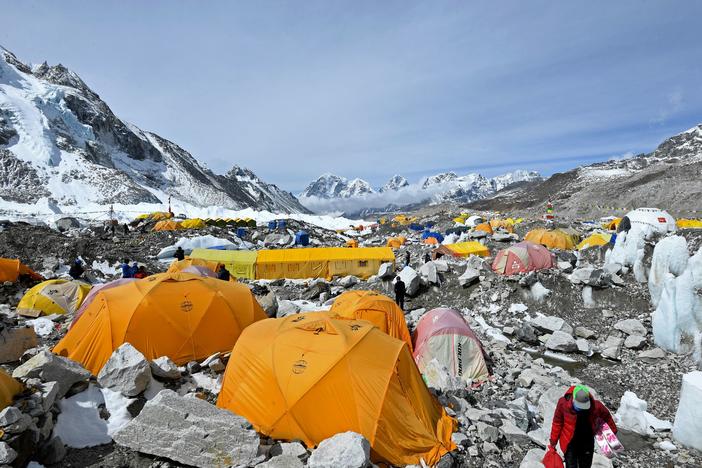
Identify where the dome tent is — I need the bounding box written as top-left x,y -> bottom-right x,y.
167,257 -> 221,275
492,241 -> 555,275
217,312 -> 456,466
434,242 -> 489,258
17,279 -> 91,318
577,232 -> 612,250
0,258 -> 43,283
53,273 -> 266,375
524,228 -> 579,250
71,278 -> 137,328
413,308 -> 491,383
624,208 -> 676,235
328,290 -> 412,350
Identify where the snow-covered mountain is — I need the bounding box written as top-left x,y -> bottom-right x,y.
470,124 -> 702,218
0,47 -> 308,215
298,169 -> 542,214
380,175 -> 409,192
299,173 -> 375,199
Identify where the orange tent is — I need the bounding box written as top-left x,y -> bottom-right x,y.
152,220 -> 182,231
489,219 -> 514,233
328,290 -> 412,350
524,228 -> 578,250
474,222 -> 493,235
423,236 -> 439,245
166,258 -> 221,275
0,258 -> 43,283
53,273 -> 266,375
217,312 -> 455,466
346,239 -> 359,248
0,368 -> 23,411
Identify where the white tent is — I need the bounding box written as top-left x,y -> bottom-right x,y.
625,208 -> 676,235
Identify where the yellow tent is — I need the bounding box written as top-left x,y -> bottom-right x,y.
216,313 -> 456,466
453,217 -> 466,224
439,242 -> 490,258
345,239 -> 359,248
0,369 -> 23,411
577,233 -> 612,250
166,257 -> 221,275
524,228 -> 578,250
256,247 -> 394,280
152,220 -> 182,231
0,258 -> 43,283
150,212 -> 173,221
53,273 -> 266,375
489,219 -> 515,233
603,218 -> 622,231
676,219 -> 702,229
17,279 -> 91,318
329,290 -> 412,350
180,218 -> 206,229
189,249 -> 257,280
474,222 -> 494,235
386,236 -> 406,249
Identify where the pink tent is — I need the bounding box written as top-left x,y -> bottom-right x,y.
70,278 -> 137,328
182,265 -> 217,278
413,308 -> 490,383
492,241 -> 554,275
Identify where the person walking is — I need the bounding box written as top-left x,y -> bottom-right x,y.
217,264 -> 231,281
393,276 -> 406,310
174,246 -> 185,261
549,385 -> 617,468
68,259 -> 84,280
404,250 -> 410,267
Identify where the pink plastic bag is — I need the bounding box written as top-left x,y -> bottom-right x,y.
542,446 -> 564,468
595,421 -> 624,458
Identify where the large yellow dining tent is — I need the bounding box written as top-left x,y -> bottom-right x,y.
53,273 -> 266,375
217,312 -> 456,466
189,249 -> 257,280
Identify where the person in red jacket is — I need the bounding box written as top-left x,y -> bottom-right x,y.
549,385 -> 617,468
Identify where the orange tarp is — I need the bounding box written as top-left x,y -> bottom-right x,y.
0,258 -> 43,283
53,272 -> 266,375
217,312 -> 456,466
328,290 -> 413,350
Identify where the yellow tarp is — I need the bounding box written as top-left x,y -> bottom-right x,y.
0,369 -> 22,411
180,218 -> 206,229
329,290 -> 412,350
444,242 -> 490,257
256,247 -> 395,280
0,258 -> 43,283
17,279 -> 91,317
453,217 -> 466,224
53,272 -> 266,375
578,233 -> 612,250
525,228 -> 579,250
216,312 -> 456,466
676,219 -> 702,229
190,249 -> 257,279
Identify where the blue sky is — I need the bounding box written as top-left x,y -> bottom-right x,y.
3,1 -> 701,192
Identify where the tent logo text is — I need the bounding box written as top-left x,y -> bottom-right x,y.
180,300 -> 193,312
292,360 -> 307,374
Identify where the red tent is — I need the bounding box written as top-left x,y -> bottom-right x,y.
413,308 -> 490,383
492,241 -> 554,275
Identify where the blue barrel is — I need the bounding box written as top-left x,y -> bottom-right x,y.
267,220 -> 277,230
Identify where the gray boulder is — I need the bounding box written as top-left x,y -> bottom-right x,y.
257,291 -> 278,318
97,343 -> 152,397
257,455 -> 305,468
150,356 -> 181,380
575,326 -> 597,339
515,323 -> 540,345
614,319 -> 647,336
600,336 -> 624,360
339,275 -> 359,288
0,327 -> 38,364
12,350 -> 90,398
302,281 -> 330,300
545,331 -> 577,353
0,406 -> 32,433
624,335 -> 647,350
377,262 -> 394,279
277,300 -> 301,318
458,267 -> 480,287
114,390 -> 259,467
0,442 -> 17,465
398,266 -> 421,296
308,431 -> 370,468
531,315 -> 573,335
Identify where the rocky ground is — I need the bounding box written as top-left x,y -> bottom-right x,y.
1,214 -> 701,468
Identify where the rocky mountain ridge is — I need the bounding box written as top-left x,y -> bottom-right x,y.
0,46 -> 308,214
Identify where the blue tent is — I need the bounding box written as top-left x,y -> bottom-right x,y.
408,223 -> 425,231
267,220 -> 277,230
421,231 -> 444,243
425,221 -> 436,228
277,220 -> 287,230
295,230 -> 310,246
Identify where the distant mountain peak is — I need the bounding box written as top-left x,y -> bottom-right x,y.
381,175 -> 409,192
